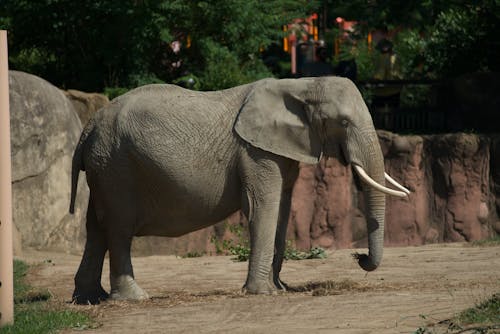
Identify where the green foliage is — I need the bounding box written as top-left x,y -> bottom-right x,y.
423,6 -> 498,78
103,87 -> 129,100
198,39 -> 249,91
470,235 -> 500,247
399,85 -> 433,109
458,293 -> 500,325
351,42 -> 376,82
210,223 -> 327,262
5,1 -> 496,89
413,293 -> 500,334
198,39 -> 271,90
322,0 -> 490,31
0,260 -> 92,334
393,30 -> 427,80
183,251 -> 205,258
128,72 -> 164,87
0,0 -> 312,92
210,222 -> 250,261
1,1 -> 169,90
334,34 -> 375,81
393,4 -> 499,80
172,74 -> 201,91
322,1 -> 499,80
0,304 -> 92,334
170,0 -> 311,90
12,260 -> 30,299
284,241 -> 327,260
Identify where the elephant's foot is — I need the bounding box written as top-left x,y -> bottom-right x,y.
72,285 -> 109,305
243,278 -> 278,295
110,275 -> 149,301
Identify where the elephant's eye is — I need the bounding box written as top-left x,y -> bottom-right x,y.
341,119 -> 349,128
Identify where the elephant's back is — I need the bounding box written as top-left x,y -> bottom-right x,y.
84,84 -> 245,233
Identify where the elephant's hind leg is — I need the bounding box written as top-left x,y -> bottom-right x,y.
107,232 -> 149,301
272,188 -> 293,291
73,196 -> 109,304
106,203 -> 149,301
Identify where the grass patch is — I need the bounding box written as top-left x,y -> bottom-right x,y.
470,235 -> 500,247
0,260 -> 93,334
414,293 -> 500,333
457,293 -> 500,325
12,260 -> 30,299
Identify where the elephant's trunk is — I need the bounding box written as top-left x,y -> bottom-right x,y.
355,179 -> 386,271
346,130 -> 388,271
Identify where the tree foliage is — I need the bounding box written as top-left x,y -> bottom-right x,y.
322,0 -> 500,79
0,0 -> 312,91
393,3 -> 499,79
2,1 -> 498,91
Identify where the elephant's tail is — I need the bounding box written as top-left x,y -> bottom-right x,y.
69,118 -> 95,214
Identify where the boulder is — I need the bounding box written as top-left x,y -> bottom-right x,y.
63,89 -> 109,126
10,71 -> 88,254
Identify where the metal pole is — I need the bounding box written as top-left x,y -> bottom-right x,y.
0,30 -> 14,327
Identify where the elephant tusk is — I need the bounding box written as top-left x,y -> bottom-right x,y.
353,165 -> 408,198
384,172 -> 411,195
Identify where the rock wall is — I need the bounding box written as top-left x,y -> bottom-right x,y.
284,132 -> 499,251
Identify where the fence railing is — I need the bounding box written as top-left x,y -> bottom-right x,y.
357,80 -> 445,133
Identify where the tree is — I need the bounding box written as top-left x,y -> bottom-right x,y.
1,1 -> 167,91
146,0 -> 314,90
0,0 -> 313,91
319,0 -> 500,79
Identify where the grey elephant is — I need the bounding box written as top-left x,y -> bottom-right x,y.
70,77 -> 409,304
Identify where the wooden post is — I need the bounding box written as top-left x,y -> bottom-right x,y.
290,32 -> 297,75
0,30 -> 14,327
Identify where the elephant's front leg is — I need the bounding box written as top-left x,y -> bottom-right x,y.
240,149 -> 287,295
244,192 -> 281,294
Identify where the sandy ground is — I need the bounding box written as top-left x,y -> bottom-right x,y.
20,243 -> 499,334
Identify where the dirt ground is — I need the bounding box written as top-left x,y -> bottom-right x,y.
21,243 -> 499,334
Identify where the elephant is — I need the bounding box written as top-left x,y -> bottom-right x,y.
69,76 -> 409,304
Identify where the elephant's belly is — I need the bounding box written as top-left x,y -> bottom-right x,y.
135,201 -> 240,237
135,212 -> 238,237
133,168 -> 242,237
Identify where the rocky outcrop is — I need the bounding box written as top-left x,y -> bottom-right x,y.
285,132 -> 499,251
10,71 -> 88,254
63,89 -> 109,126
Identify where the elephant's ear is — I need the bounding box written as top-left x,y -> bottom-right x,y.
234,79 -> 322,164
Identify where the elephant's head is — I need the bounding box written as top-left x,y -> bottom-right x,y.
234,77 -> 409,271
